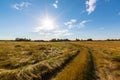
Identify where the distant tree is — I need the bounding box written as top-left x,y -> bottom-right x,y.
76,38 -> 80,41
106,39 -> 111,41
34,40 -> 45,42
87,38 -> 93,41
50,38 -> 57,42
15,38 -> 31,41
64,39 -> 70,41
106,39 -> 120,41
50,38 -> 70,42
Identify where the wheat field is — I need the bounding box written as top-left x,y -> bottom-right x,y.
0,41 -> 120,80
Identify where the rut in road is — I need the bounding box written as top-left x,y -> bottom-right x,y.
51,47 -> 97,80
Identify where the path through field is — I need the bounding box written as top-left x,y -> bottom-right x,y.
51,47 -> 96,80
1,42 -> 120,80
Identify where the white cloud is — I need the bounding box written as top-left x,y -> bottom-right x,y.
34,17 -> 58,32
53,4 -> 58,8
34,17 -> 90,39
64,19 -> 77,29
12,2 -> 31,10
34,24 -> 58,33
34,17 -> 72,38
53,29 -> 72,36
64,19 -> 90,29
79,20 -> 90,28
85,0 -> 96,14
53,0 -> 58,8
34,26 -> 71,38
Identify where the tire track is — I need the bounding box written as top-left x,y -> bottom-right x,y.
52,47 -> 97,80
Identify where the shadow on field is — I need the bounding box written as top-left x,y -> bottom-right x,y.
87,48 -> 97,80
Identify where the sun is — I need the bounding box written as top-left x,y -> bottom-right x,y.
41,17 -> 55,30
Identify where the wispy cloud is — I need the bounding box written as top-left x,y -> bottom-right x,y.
34,27 -> 71,38
79,20 -> 90,28
12,2 -> 31,10
34,17 -> 72,38
64,19 -> 90,29
85,0 -> 97,14
64,19 -> 77,29
53,0 -> 58,8
34,24 -> 58,32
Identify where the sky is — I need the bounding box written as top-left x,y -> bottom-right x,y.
0,0 -> 120,40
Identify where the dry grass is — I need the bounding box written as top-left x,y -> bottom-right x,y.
52,47 -> 96,80
72,41 -> 120,80
0,42 -> 80,80
1,41 -> 120,80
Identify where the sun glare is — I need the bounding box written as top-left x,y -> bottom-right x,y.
41,17 -> 55,30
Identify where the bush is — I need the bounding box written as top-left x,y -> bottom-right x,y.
87,38 -> 93,41
15,38 -> 31,41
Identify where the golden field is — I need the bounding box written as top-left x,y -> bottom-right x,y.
73,41 -> 120,80
0,41 -> 120,80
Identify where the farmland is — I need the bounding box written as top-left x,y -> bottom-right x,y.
0,41 -> 120,80
74,41 -> 120,80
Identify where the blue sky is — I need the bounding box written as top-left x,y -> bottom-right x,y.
0,0 -> 120,40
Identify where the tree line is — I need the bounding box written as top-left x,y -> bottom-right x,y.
14,38 -> 93,42
11,38 -> 120,42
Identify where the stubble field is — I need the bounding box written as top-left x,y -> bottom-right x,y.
0,41 -> 120,80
